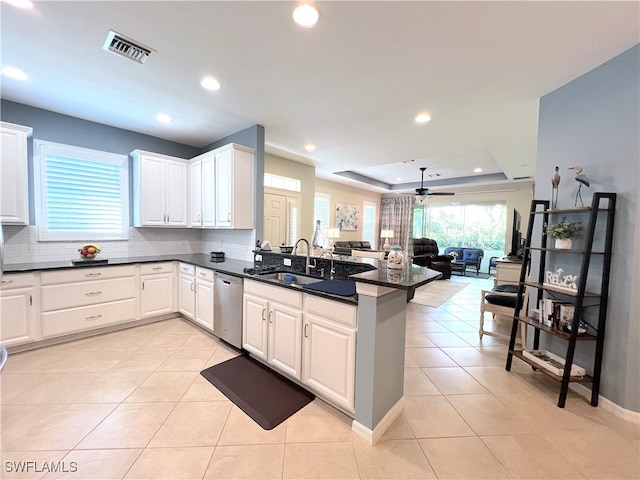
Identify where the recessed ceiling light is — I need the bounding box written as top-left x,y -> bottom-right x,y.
201,76 -> 221,91
396,177 -> 403,182
1,66 -> 28,81
304,144 -> 316,152
293,3 -> 319,28
2,0 -> 34,9
414,112 -> 431,124
474,167 -> 482,173
156,113 -> 173,124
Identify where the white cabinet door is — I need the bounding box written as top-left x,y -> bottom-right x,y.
0,286 -> 37,346
268,303 -> 303,379
242,293 -> 268,359
189,153 -> 215,228
194,277 -> 214,331
214,148 -> 233,227
140,274 -> 174,318
136,154 -> 166,226
189,161 -> 203,227
0,122 -> 32,225
303,313 -> 356,412
165,159 -> 188,227
178,274 -> 195,319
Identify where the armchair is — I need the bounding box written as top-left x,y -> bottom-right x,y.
411,238 -> 453,280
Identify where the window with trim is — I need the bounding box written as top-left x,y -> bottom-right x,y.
34,140 -> 130,241
313,192 -> 330,232
362,201 -> 376,247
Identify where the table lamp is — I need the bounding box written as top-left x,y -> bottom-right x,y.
381,230 -> 394,252
326,227 -> 340,252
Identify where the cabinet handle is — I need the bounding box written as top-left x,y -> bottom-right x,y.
268,310 -> 273,324
85,272 -> 101,277
85,291 -> 102,296
228,213 -> 231,222
1,280 -> 13,285
142,281 -> 145,290
199,272 -> 207,277
261,308 -> 266,321
86,315 -> 102,321
304,323 -> 309,338
153,266 -> 162,271
166,214 -> 170,223
190,282 -> 194,292
29,294 -> 32,306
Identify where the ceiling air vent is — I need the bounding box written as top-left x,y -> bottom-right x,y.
103,30 -> 154,64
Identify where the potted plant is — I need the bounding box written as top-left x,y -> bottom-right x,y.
545,217 -> 583,249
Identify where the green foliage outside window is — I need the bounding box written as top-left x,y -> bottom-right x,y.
413,203 -> 506,251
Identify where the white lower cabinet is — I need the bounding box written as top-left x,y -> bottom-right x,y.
140,263 -> 175,318
41,265 -> 137,338
0,273 -> 39,346
178,263 -> 214,331
243,280 -> 303,379
194,267 -> 214,331
302,295 -> 357,412
178,263 -> 196,319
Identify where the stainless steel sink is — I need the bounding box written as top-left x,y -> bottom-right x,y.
258,271 -> 324,286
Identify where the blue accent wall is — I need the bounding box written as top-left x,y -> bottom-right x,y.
536,44 -> 639,412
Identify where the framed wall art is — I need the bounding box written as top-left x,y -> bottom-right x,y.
335,203 -> 359,231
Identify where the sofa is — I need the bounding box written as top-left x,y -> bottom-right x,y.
333,241 -> 374,256
443,247 -> 484,275
411,238 -> 453,280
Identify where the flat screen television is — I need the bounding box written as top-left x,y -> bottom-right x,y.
508,209 -> 523,259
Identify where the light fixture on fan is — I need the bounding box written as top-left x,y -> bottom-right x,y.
415,167 -> 455,200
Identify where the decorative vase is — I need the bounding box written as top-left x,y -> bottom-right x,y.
555,238 -> 572,249
387,245 -> 404,269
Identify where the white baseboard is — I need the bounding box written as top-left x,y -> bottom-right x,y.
569,384 -> 640,425
351,397 -> 404,445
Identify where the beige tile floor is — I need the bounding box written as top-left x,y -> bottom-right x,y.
1,276 -> 638,479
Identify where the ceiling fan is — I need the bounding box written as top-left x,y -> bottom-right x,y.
415,167 -> 455,198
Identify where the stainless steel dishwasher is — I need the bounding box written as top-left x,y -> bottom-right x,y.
213,272 -> 244,349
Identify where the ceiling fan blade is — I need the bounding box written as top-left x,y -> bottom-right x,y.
430,192 -> 455,196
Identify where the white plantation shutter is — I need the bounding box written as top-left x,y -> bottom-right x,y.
35,140 -> 129,241
362,202 -> 376,246
314,193 -> 330,231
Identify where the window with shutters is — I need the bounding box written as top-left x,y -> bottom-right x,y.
313,193 -> 330,232
34,140 -> 130,241
362,201 -> 376,247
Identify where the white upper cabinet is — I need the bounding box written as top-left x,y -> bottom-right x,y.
1,122 -> 32,225
131,150 -> 189,227
189,152 -> 215,227
189,143 -> 255,229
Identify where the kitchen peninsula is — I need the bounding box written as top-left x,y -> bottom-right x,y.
3,252 -> 440,443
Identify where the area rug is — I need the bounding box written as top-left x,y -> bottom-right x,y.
410,281 -> 470,307
200,355 -> 315,430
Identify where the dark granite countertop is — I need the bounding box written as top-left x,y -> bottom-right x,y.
3,254 -> 441,305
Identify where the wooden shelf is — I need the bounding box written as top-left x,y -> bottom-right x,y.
509,350 -> 593,383
532,207 -> 610,215
527,246 -> 605,255
515,316 -> 596,341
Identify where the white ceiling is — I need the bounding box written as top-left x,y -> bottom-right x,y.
2,1 -> 638,195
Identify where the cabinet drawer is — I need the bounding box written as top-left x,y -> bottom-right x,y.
179,262 -> 195,276
42,298 -> 137,338
244,279 -> 302,309
304,294 -> 357,327
195,267 -> 214,282
41,265 -> 136,285
1,272 -> 35,290
42,277 -> 136,311
140,262 -> 174,275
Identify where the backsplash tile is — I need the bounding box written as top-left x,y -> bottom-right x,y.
2,226 -> 256,264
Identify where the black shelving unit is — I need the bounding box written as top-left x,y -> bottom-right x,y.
506,192 -> 616,408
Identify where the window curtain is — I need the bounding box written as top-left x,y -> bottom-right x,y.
380,196 -> 415,257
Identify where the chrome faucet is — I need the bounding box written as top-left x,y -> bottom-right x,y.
293,238 -> 313,274
320,250 -> 335,279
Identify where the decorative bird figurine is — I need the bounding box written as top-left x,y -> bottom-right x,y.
551,166 -> 561,209
568,166 -> 590,207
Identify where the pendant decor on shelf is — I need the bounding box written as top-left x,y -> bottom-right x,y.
387,245 -> 404,269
